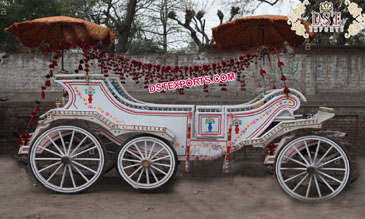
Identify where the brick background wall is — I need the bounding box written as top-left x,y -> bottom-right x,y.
1,46 -> 365,154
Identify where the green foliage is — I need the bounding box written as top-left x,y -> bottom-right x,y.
300,0 -> 365,45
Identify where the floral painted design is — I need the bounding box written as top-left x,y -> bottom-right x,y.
252,119 -> 257,124
97,106 -> 103,112
259,115 -> 264,120
175,142 -> 181,147
112,116 -> 118,122
205,118 -> 215,132
88,105 -> 93,109
265,111 -> 270,116
233,119 -> 242,134
82,97 -> 87,102
241,129 -> 247,135
77,91 -> 82,97
246,123 -> 251,129
105,112 -> 110,117
236,134 -> 242,140
85,87 -> 96,104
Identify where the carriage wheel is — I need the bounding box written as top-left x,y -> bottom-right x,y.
275,136 -> 351,201
116,135 -> 177,190
29,126 -> 105,193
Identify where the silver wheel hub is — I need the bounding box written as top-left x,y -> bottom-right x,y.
141,159 -> 151,168
306,166 -> 316,174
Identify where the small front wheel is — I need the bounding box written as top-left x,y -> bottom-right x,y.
116,135 -> 177,190
274,136 -> 351,201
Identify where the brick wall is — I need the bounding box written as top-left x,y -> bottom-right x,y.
1,46 -> 365,154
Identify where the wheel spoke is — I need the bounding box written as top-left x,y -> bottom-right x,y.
320,167 -> 346,171
35,158 -> 61,161
67,130 -> 75,154
313,140 -> 321,162
313,174 -> 322,198
123,163 -> 140,170
73,158 -> 100,161
292,173 -> 309,192
284,171 -> 307,183
146,168 -> 150,185
60,165 -> 67,187
318,170 -> 342,184
280,167 -> 307,171
68,164 -> 76,188
148,142 -> 156,159
292,145 -> 310,166
283,156 -> 307,167
71,145 -> 97,158
46,163 -> 63,182
70,136 -> 88,156
38,161 -> 61,173
122,158 -> 140,163
153,162 -> 171,168
133,144 -> 145,159
316,145 -> 333,165
304,140 -> 312,164
150,167 -> 159,182
144,141 -> 148,158
137,167 -> 144,182
58,131 -> 67,154
151,164 -> 167,175
152,155 -> 170,162
73,161 -> 97,174
129,166 -> 143,178
306,175 -> 313,198
318,174 -> 335,192
38,146 -> 62,157
317,156 -> 343,168
126,149 -> 142,159
150,147 -> 165,160
73,164 -> 90,183
47,135 -> 64,156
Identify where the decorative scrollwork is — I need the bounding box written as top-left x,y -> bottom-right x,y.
345,0 -> 365,38
287,0 -> 310,38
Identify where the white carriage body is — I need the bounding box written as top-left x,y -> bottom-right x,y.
20,73 -> 335,162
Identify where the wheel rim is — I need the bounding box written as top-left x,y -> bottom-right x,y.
275,136 -> 350,201
117,136 -> 175,189
30,126 -> 104,193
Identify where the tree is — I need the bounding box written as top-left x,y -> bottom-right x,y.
101,0 -> 140,53
139,0 -> 183,53
222,0 -> 282,15
167,3 -> 240,51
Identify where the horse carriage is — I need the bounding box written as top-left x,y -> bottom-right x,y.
17,71 -> 354,201
7,16 -> 354,202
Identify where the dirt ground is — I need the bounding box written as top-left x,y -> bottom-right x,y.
0,155 -> 363,219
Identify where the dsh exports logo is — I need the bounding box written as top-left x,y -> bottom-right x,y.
288,0 -> 365,39
310,1 -> 343,33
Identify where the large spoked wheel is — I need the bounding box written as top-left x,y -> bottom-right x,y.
29,126 -> 105,193
275,136 -> 351,201
117,135 -> 177,190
